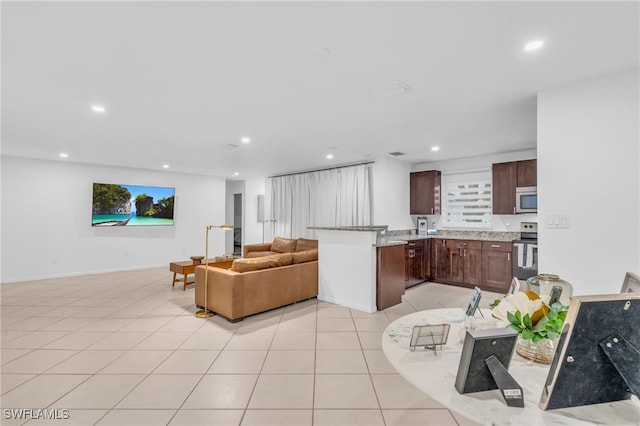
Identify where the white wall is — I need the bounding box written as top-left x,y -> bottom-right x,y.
537,69 -> 640,295
1,156 -> 226,282
371,157 -> 415,231
243,177 -> 267,245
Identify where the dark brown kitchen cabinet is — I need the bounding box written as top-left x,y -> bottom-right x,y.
447,240 -> 482,287
410,170 -> 441,215
405,239 -> 428,288
377,245 -> 405,310
492,159 -> 537,214
431,239 -> 481,287
481,241 -> 513,293
431,239 -> 449,282
517,159 -> 537,187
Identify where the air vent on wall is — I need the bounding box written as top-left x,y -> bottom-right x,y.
389,152 -> 406,157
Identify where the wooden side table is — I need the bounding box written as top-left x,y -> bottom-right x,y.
169,259 -> 236,290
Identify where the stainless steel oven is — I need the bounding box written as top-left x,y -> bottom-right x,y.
516,186 -> 537,214
512,222 -> 538,280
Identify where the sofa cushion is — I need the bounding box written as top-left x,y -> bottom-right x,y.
231,253 -> 293,273
292,248 -> 318,264
295,238 -> 318,252
271,237 -> 297,253
245,251 -> 276,258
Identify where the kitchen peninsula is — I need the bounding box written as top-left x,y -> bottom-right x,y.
311,225 -> 521,313
310,226 -> 389,313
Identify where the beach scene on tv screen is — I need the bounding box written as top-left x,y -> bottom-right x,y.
92,183 -> 175,226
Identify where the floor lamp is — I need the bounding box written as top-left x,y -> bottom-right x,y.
195,224 -> 234,318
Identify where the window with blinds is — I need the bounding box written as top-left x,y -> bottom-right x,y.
443,181 -> 492,228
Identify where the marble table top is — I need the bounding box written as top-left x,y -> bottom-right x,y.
381,308 -> 640,426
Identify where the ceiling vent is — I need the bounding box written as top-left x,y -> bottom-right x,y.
225,144 -> 239,149
389,152 -> 406,157
369,80 -> 412,99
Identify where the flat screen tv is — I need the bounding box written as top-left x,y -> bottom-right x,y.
92,183 -> 175,226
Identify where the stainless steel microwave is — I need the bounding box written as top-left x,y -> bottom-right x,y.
516,186 -> 537,213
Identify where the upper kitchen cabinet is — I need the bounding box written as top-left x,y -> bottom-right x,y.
516,159 -> 537,187
492,159 -> 537,214
410,170 -> 441,215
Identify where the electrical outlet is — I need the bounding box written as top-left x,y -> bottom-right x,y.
545,214 -> 570,229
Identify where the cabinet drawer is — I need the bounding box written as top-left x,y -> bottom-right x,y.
481,241 -> 512,252
405,239 -> 425,249
447,240 -> 481,250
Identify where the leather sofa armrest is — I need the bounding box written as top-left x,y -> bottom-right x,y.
243,243 -> 273,258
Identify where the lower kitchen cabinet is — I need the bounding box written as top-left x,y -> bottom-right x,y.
377,245 -> 406,310
431,239 -> 449,282
447,240 -> 482,287
405,239 -> 427,288
481,241 -> 512,292
431,238 -> 511,292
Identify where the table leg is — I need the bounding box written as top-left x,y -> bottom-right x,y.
184,274 -> 189,291
172,272 -> 177,287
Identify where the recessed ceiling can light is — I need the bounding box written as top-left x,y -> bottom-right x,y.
524,40 -> 544,52
162,164 -> 169,169
59,153 -> 69,158
313,47 -> 332,57
326,154 -> 334,159
241,137 -> 251,144
232,172 -> 239,176
431,146 -> 440,152
91,105 -> 106,113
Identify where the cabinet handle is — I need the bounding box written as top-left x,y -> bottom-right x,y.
513,206 -> 516,214
491,244 -> 500,248
508,253 -> 511,261
431,208 -> 434,214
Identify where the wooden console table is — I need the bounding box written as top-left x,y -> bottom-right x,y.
169,258 -> 235,290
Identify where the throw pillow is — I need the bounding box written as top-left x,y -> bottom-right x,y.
271,237 -> 297,253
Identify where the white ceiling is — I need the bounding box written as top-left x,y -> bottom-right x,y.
2,1 -> 638,179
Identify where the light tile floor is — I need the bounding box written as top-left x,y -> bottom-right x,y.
0,267 -> 501,425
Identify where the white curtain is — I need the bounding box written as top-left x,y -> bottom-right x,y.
268,163 -> 372,239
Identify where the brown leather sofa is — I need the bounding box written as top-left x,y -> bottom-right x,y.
194,237 -> 318,322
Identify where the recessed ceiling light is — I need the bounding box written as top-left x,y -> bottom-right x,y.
91,105 -> 106,113
431,146 -> 440,152
369,80 -> 412,99
59,153 -> 69,158
524,40 -> 544,52
241,137 -> 251,144
313,47 -> 332,58
326,154 -> 334,160
232,172 -> 240,176
162,164 -> 169,169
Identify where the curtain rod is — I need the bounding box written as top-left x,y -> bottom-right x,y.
269,161 -> 375,178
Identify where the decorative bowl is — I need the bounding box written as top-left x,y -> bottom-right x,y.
190,256 -> 204,264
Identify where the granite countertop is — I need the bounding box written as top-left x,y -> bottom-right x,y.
307,225 -> 519,247
375,230 -> 520,247
308,225 -> 388,232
